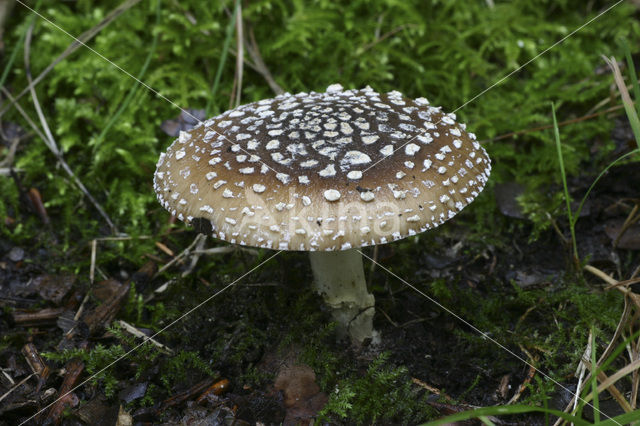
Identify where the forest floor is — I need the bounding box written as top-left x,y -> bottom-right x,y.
2,139 -> 639,424
2,1 -> 640,425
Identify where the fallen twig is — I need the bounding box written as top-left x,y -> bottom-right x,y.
0,373 -> 34,404
158,377 -> 216,412
244,26 -> 284,95
22,343 -> 50,386
95,235 -> 151,241
196,378 -> 230,402
378,308 -> 398,328
153,234 -> 205,279
12,307 -> 65,326
507,347 -> 538,404
411,377 -> 454,402
116,320 -> 173,354
155,241 -> 174,257
181,233 -> 207,278
43,359 -> 84,425
193,245 -> 259,256
89,239 -> 97,285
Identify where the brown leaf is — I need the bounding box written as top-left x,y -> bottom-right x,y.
273,364 -> 328,425
35,273 -> 75,304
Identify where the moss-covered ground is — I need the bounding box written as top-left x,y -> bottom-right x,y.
1,1 -> 640,424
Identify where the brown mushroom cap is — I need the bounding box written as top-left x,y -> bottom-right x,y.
154,84 -> 491,251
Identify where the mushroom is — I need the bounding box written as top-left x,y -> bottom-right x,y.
153,84 -> 491,344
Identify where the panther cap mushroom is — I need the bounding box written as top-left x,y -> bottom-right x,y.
153,83 -> 491,251
154,83 -> 491,345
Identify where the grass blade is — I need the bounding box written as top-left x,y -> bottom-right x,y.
93,0 -> 162,149
591,327 -> 600,423
551,102 -> 578,264
622,39 -> 640,119
423,404 -> 591,426
205,1 -> 238,115
603,55 -> 640,150
424,404 -> 640,425
0,0 -> 42,89
573,149 -> 640,222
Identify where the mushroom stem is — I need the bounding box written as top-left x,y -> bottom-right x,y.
309,249 -> 376,344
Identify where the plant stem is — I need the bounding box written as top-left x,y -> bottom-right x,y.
308,249 -> 376,345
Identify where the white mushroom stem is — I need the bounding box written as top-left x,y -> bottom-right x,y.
309,249 -> 375,344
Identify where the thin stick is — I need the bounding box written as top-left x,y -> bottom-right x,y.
1,370 -> 15,386
573,330 -> 592,412
0,373 -> 34,403
90,239 -> 97,285
584,264 -> 617,286
603,277 -> 640,291
153,234 -> 203,279
233,0 -> 244,108
411,377 -> 454,402
245,26 -> 284,95
181,234 -> 207,278
193,246 -> 259,256
116,320 -> 173,354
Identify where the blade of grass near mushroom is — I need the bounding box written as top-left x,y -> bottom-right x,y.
154,84 -> 491,345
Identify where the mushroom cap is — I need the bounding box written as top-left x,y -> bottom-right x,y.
154,84 -> 491,251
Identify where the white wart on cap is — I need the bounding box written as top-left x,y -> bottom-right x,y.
154,84 -> 491,251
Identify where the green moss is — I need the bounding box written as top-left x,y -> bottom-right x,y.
42,323 -> 214,401
318,352 -> 435,423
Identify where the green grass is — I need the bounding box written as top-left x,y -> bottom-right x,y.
551,48 -> 640,266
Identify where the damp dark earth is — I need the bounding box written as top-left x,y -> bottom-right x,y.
2,1 -> 640,425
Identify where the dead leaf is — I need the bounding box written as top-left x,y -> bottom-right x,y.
273,364 -> 328,425
35,273 -> 75,304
